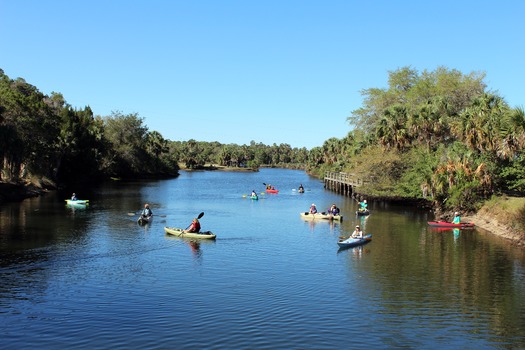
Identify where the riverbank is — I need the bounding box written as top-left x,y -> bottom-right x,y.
463,196 -> 525,247
178,163 -> 259,172
0,179 -> 55,203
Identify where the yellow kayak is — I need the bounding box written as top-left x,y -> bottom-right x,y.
300,212 -> 343,221
164,227 -> 216,240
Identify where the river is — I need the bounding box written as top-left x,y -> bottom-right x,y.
1,168 -> 524,349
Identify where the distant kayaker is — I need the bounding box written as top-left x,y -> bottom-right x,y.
71,193 -> 77,200
452,211 -> 461,224
185,218 -> 201,233
359,199 -> 368,211
351,225 -> 363,238
251,190 -> 257,197
328,204 -> 340,216
309,203 -> 318,214
266,184 -> 272,190
141,203 -> 153,218
298,184 -> 304,192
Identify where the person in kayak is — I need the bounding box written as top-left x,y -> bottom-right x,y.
141,203 -> 153,218
71,193 -> 77,200
452,211 -> 461,224
298,184 -> 304,192
185,217 -> 201,233
328,204 -> 340,216
309,203 -> 318,214
351,225 -> 363,239
251,190 -> 257,197
358,199 -> 368,212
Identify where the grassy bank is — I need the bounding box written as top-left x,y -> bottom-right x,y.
464,195 -> 525,246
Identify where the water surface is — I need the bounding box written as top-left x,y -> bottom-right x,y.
1,169 -> 524,349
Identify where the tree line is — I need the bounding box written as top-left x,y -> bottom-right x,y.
306,66 -> 525,212
0,69 -> 308,187
3,66 -> 524,213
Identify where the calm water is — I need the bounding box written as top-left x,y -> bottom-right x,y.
1,168 -> 524,349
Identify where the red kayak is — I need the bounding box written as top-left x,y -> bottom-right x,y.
266,189 -> 279,193
427,221 -> 475,228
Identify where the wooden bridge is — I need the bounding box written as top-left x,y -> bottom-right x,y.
324,171 -> 367,196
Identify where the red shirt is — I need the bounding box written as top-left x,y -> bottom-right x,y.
189,221 -> 201,232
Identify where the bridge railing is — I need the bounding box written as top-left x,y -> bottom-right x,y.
324,171 -> 368,186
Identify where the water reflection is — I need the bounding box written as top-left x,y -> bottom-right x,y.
1,169 -> 525,349
453,228 -> 460,242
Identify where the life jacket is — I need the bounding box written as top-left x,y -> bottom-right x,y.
193,221 -> 201,232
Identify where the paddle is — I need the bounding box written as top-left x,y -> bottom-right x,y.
185,212 -> 205,230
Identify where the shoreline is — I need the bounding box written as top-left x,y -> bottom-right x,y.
463,213 -> 525,247
0,182 -> 51,203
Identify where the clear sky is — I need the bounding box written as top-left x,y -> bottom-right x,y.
1,0 -> 524,149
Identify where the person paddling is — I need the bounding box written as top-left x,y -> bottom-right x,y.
328,204 -> 340,216
184,217 -> 201,233
359,199 -> 368,212
351,225 -> 363,239
140,204 -> 153,219
452,211 -> 461,224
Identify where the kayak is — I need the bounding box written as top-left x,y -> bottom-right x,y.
65,199 -> 89,205
266,189 -> 279,193
338,234 -> 372,249
164,227 -> 217,240
137,215 -> 153,225
427,221 -> 475,228
300,212 -> 343,221
250,195 -> 259,200
356,209 -> 370,216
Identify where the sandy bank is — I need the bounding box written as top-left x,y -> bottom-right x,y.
463,213 -> 525,247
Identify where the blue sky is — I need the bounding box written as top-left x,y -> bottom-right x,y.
1,0 -> 524,149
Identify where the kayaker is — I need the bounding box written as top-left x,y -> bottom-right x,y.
71,193 -> 77,200
359,199 -> 368,211
309,203 -> 318,214
351,225 -> 363,239
141,203 -> 153,218
185,218 -> 201,233
298,184 -> 304,192
452,211 -> 461,224
266,184 -> 271,190
328,204 -> 340,216
251,190 -> 257,197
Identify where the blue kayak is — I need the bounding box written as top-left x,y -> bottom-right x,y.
337,234 -> 372,249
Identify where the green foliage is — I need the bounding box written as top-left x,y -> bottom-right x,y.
171,140 -> 307,170
497,155 -> 525,192
0,70 -> 179,184
310,66 -> 525,212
